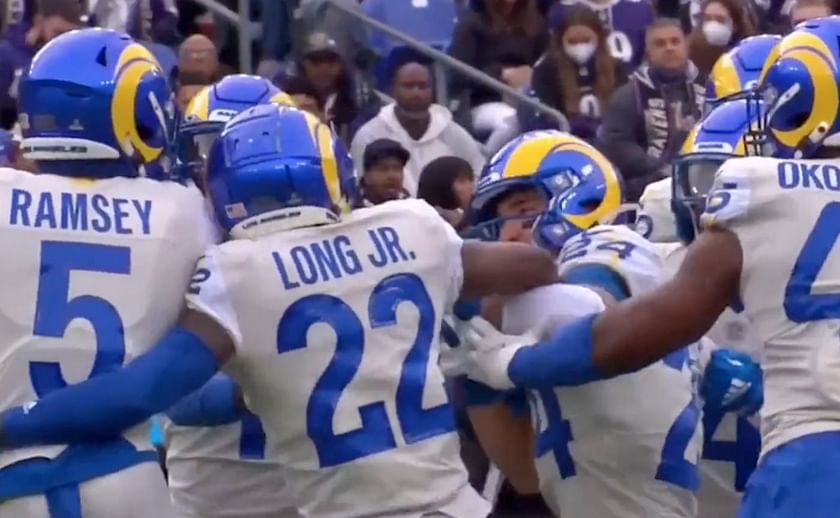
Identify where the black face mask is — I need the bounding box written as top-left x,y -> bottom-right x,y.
649,65 -> 687,84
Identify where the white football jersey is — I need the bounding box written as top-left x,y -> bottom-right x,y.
660,242 -> 762,518
186,199 -> 489,518
701,156 -> 840,457
165,196 -> 296,518
164,412 -> 297,518
502,225 -> 701,518
638,178 -> 679,243
0,168 -> 212,471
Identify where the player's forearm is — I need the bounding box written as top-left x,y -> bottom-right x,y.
461,241 -> 559,299
591,274 -> 731,376
508,314 -> 612,388
167,373 -> 245,427
0,328 -> 220,449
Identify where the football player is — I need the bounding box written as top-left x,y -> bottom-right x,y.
703,34 -> 781,111
464,17 -> 840,517
641,98 -> 766,518
463,130 -> 701,518
0,29 -> 212,517
165,73 -> 300,518
0,104 -> 561,517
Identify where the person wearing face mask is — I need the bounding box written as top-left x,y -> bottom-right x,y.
527,5 -> 625,142
689,0 -> 757,80
599,18 -> 705,202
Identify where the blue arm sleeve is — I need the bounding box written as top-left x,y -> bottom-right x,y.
166,373 -> 243,427
508,314 -> 608,388
0,327 -> 220,448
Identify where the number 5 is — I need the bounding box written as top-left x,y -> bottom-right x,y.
30,241 -> 131,397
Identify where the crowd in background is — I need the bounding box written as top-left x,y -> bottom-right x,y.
0,0 -> 835,209
0,0 -> 835,514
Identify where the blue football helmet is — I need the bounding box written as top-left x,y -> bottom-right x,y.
175,74 -> 295,181
672,98 -> 767,242
468,130 -> 623,253
705,34 -> 781,111
18,28 -> 176,179
206,104 -> 355,235
756,16 -> 840,158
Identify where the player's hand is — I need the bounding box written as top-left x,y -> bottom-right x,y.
455,315 -> 536,390
701,348 -> 763,416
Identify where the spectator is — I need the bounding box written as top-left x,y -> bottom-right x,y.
351,61 -> 486,196
600,18 -> 704,202
281,75 -> 325,121
26,0 -> 83,52
417,156 -> 476,229
0,0 -> 84,128
178,33 -> 218,81
548,0 -> 655,74
357,138 -> 411,207
290,0 -> 370,71
789,0 -> 831,27
176,34 -> 218,111
88,0 -> 129,32
276,31 -> 381,146
126,0 -> 180,47
450,0 -> 548,140
688,0 -> 757,80
530,5 -> 625,142
0,0 -> 35,128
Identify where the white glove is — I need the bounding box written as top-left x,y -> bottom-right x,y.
455,316 -> 536,390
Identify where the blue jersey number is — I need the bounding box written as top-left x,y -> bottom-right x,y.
702,411 -> 760,491
655,348 -> 701,491
561,228 -> 637,263
30,241 -> 131,397
239,411 -> 267,460
534,389 -> 576,478
276,273 -> 454,468
784,202 -> 840,322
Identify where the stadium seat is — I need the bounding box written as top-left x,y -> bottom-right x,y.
362,0 -> 458,89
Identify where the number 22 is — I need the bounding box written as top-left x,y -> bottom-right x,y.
276,273 -> 454,468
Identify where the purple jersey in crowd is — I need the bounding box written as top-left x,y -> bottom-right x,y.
549,0 -> 655,72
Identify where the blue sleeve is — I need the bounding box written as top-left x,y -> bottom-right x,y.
508,314 -> 608,388
0,327 -> 220,448
166,373 -> 243,427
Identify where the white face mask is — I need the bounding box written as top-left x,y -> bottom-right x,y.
564,42 -> 597,65
702,20 -> 733,46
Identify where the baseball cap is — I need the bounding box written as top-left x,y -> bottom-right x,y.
363,139 -> 410,171
302,32 -> 341,59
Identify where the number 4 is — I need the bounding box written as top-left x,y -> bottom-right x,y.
784,202 -> 840,322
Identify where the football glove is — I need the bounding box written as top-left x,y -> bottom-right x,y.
701,348 -> 763,416
455,315 -> 535,390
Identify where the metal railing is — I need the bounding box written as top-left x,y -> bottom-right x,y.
190,0 -> 253,74
187,0 -> 564,126
324,0 -> 566,125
